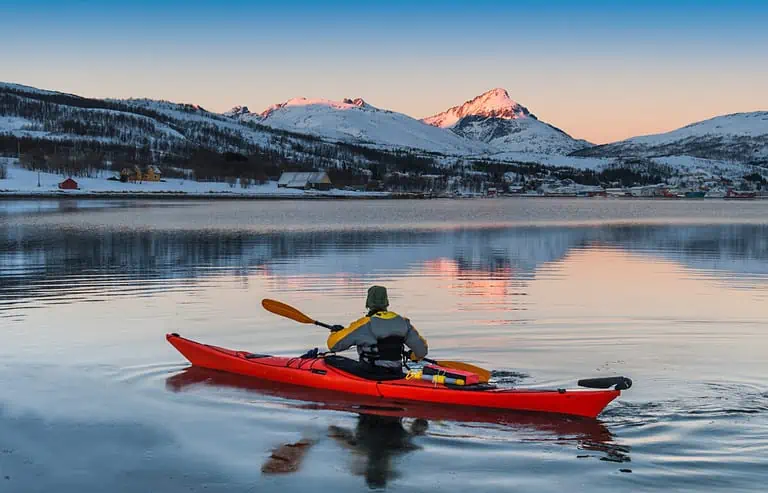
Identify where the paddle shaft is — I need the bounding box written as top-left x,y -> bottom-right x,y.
317,321 -> 490,382
423,357 -> 445,366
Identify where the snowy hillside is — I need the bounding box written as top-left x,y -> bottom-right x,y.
423,88 -> 592,154
575,112 -> 768,162
0,84 -> 190,147
451,115 -> 592,154
114,97 -> 278,149
1,82 -> 260,152
0,82 -> 390,173
235,96 -> 491,155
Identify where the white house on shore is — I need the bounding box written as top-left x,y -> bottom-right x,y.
277,171 -> 332,191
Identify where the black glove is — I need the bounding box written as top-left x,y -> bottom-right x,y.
330,325 -> 344,332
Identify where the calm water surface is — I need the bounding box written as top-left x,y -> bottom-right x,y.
1,198 -> 767,492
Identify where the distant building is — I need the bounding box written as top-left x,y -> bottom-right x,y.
119,165 -> 162,183
58,178 -> 79,190
629,184 -> 664,197
252,170 -> 269,185
144,166 -> 162,182
605,188 -> 630,197
277,171 -> 332,191
120,166 -> 141,182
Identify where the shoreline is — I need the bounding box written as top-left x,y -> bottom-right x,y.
0,190 -> 433,201
1,191 -> 764,201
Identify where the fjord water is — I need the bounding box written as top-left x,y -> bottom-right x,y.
1,198 -> 766,492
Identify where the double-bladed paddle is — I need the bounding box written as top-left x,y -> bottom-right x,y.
261,298 -> 492,383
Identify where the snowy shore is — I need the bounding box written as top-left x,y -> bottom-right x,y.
0,159 -> 391,200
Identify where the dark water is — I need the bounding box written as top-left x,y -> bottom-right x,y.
1,198 -> 767,492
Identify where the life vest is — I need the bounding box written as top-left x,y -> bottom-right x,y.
357,311 -> 409,368
358,335 -> 405,367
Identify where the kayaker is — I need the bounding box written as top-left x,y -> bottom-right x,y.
327,285 -> 428,375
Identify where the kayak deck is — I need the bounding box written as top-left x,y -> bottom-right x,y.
166,333 -> 622,418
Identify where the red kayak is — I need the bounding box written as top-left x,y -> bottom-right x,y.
166,366 -> 620,446
166,333 -> 630,418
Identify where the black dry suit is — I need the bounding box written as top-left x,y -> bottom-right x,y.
326,311 -> 428,371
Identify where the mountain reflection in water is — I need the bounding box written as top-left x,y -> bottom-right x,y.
2,223 -> 767,313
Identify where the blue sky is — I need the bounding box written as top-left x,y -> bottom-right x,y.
2,0 -> 767,143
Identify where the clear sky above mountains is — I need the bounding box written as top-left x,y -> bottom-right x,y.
3,0 -> 767,143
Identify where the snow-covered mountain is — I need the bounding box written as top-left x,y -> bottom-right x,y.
2,80 -> 766,185
423,88 -> 532,127
230,96 -> 491,155
223,105 -> 251,118
423,88 -> 592,154
575,112 -> 768,162
259,97 -> 369,119
0,82 -> 390,172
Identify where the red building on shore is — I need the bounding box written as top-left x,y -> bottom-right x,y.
58,178 -> 79,190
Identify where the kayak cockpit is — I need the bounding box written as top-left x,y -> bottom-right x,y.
322,356 -> 500,390
323,355 -> 407,381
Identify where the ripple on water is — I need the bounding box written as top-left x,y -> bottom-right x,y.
2,200 -> 768,492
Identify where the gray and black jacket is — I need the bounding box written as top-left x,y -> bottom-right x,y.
327,311 -> 428,368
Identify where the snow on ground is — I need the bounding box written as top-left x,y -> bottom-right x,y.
0,159 -> 388,198
56,106 -> 189,141
483,152 -> 615,170
483,153 -> 758,178
111,99 -> 282,149
1,110 -> 185,144
0,115 -> 113,143
649,156 -> 753,178
116,99 -> 234,125
0,115 -> 42,133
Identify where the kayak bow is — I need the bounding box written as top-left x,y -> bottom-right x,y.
165,333 -> 628,419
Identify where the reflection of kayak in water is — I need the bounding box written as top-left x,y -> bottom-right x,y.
167,367 -> 631,482
166,366 -> 618,442
166,333 -> 630,418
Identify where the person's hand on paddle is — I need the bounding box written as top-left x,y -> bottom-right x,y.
330,325 -> 344,332
405,350 -> 421,362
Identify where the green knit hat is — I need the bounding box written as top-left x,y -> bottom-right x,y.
366,285 -> 389,311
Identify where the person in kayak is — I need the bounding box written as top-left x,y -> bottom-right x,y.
327,285 -> 428,375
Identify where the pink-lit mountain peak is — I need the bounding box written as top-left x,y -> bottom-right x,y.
423,88 -> 531,128
260,96 -> 369,119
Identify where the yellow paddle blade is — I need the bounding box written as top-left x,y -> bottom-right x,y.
262,299 -> 315,324
434,360 -> 492,384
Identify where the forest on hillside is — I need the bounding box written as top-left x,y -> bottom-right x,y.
4,85 -> 751,192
